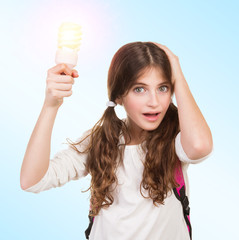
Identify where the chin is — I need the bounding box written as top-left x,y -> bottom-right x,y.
141,122 -> 161,131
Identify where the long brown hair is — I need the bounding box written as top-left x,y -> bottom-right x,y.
68,42 -> 180,216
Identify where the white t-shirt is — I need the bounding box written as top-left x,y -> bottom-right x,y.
25,131 -> 212,240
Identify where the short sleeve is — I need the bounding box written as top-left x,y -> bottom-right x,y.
24,130 -> 91,193
175,132 -> 213,164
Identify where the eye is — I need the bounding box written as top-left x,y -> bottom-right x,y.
159,86 -> 169,92
134,87 -> 145,93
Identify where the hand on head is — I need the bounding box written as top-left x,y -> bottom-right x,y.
150,42 -> 183,84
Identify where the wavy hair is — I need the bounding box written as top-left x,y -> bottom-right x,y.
68,42 -> 180,216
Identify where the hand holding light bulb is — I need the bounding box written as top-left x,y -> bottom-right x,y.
44,22 -> 82,108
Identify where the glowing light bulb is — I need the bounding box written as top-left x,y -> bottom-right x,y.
55,22 -> 82,69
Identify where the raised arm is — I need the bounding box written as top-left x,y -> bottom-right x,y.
20,64 -> 78,190
153,43 -> 213,160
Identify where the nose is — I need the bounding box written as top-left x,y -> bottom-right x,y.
147,90 -> 160,107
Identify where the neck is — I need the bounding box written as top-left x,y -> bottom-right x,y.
125,119 -> 146,145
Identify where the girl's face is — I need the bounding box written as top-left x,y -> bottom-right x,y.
117,67 -> 172,141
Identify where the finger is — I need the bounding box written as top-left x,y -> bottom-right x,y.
152,42 -> 167,50
48,64 -> 73,76
152,42 -> 174,57
50,89 -> 73,98
48,75 -> 74,84
50,83 -> 73,91
150,42 -> 167,50
72,69 -> 79,78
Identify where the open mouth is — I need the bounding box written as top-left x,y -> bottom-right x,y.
142,112 -> 161,121
143,113 -> 160,116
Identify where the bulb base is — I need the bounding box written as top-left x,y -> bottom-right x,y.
55,48 -> 78,69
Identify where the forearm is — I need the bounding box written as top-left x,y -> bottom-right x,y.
20,102 -> 59,190
174,75 -> 213,160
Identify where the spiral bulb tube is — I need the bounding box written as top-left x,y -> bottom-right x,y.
55,22 -> 82,69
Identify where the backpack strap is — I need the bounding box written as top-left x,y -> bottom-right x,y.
173,159 -> 192,239
85,211 -> 94,239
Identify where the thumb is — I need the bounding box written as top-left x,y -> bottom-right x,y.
72,69 -> 79,78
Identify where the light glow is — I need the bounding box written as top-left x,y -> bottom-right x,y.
55,22 -> 83,68
58,22 -> 82,50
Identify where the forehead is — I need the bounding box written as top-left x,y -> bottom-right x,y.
135,67 -> 167,84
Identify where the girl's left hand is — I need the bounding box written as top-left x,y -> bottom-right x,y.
151,42 -> 184,84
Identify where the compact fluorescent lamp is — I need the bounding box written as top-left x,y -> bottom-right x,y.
55,22 -> 82,68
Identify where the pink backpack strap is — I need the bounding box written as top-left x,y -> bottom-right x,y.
173,158 -> 192,239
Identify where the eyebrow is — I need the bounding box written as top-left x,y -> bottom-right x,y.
132,81 -> 170,87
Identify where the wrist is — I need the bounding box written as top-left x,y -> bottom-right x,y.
174,74 -> 187,86
43,100 -> 62,112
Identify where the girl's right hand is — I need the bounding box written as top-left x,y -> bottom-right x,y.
44,64 -> 79,108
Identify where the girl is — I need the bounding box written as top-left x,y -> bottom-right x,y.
20,42 -> 213,240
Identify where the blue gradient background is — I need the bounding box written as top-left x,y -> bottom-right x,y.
0,0 -> 238,239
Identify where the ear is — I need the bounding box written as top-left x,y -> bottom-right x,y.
115,97 -> 123,106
